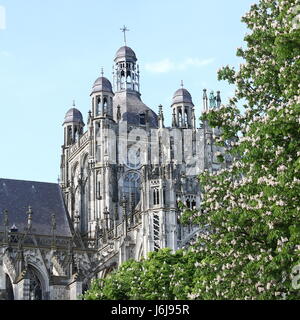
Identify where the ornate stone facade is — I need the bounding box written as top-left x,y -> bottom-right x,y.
0,43 -> 227,300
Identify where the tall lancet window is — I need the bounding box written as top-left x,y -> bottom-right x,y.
123,172 -> 141,208
126,70 -> 131,87
103,97 -> 108,114
178,109 -> 183,127
184,108 -> 188,127
96,96 -> 101,115
153,188 -> 160,205
121,70 -> 125,90
81,156 -> 89,234
28,266 -> 43,300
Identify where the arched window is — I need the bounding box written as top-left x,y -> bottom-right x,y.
153,188 -> 160,205
81,156 -> 89,233
184,108 -> 188,126
178,109 -> 183,127
170,136 -> 174,159
96,180 -> 101,200
120,71 -> 125,90
191,200 -> 196,209
186,199 -> 191,209
139,113 -> 146,125
67,126 -> 72,144
27,266 -> 43,300
74,128 -> 78,142
96,96 -> 101,115
163,188 -> 166,205
103,97 -> 108,114
123,172 -> 141,208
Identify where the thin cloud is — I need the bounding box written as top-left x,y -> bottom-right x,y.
145,57 -> 214,73
0,50 -> 11,57
145,58 -> 174,73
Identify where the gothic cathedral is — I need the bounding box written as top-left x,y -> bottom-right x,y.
0,43 -> 226,300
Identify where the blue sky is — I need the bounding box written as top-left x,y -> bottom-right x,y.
0,0 -> 255,183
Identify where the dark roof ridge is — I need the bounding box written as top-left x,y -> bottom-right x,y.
0,177 -> 58,185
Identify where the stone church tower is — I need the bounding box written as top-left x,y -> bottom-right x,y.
0,42 -> 227,300
60,43 -> 226,274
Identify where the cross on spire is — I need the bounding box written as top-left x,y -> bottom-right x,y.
101,67 -> 104,77
181,80 -> 184,88
120,25 -> 129,45
73,100 -> 75,107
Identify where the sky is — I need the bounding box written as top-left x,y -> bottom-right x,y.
0,0 -> 256,183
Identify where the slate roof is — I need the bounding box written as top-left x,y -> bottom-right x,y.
113,91 -> 158,128
63,108 -> 84,125
114,46 -> 137,62
91,76 -> 113,95
172,88 -> 194,106
0,178 -> 72,237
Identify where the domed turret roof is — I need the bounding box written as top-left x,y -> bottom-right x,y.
172,88 -> 194,106
114,46 -> 137,62
91,76 -> 113,94
63,108 -> 84,125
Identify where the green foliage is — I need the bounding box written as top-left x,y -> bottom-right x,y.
83,248 -> 198,300
190,0 -> 300,299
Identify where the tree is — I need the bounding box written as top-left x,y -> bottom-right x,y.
183,0 -> 300,299
83,248 -> 197,300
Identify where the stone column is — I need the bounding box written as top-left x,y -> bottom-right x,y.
0,258 -> 6,300
69,280 -> 82,300
49,285 -> 68,300
16,278 -> 30,300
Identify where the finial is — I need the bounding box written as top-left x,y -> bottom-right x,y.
72,100 -> 75,107
120,25 -> 130,46
3,209 -> 8,227
181,80 -> 184,88
26,205 -> 33,230
117,105 -> 121,121
27,205 -> 33,215
51,213 -> 57,230
101,67 -> 104,77
158,105 -> 164,128
216,91 -> 221,108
